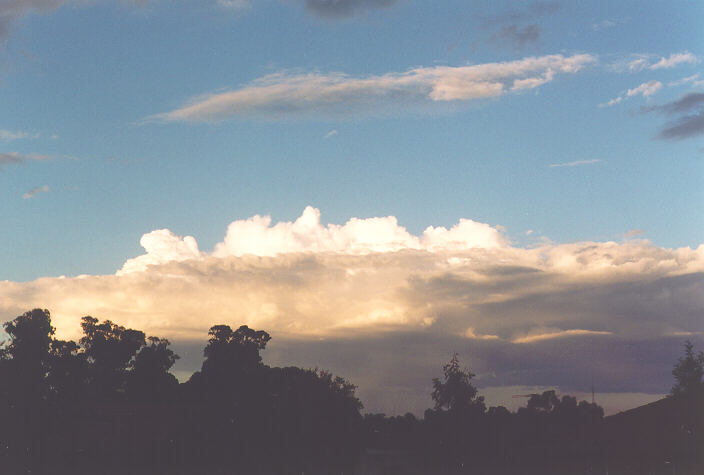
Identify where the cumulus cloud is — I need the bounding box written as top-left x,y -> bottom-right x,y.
1,206 -> 702,414
151,54 -> 595,122
303,0 -> 396,20
118,229 -> 203,275
22,184 -> 49,199
2,206 -> 701,344
206,206 -> 507,259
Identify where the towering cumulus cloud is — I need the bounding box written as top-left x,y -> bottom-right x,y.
1,207 -> 702,414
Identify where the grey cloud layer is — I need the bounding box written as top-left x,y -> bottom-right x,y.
644,92 -> 704,140
303,0 -> 396,19
153,54 -> 595,121
0,0 -> 77,37
0,0 -> 397,38
485,1 -> 560,49
494,24 -> 541,50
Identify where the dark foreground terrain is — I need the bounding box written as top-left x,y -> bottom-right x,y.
1,309 -> 702,474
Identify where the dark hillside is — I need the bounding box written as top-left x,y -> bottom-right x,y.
604,394 -> 704,473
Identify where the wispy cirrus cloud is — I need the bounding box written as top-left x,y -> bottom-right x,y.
0,129 -> 39,141
549,159 -> 601,168
600,80 -> 662,108
627,80 -> 663,98
668,74 -> 704,88
625,52 -> 699,72
151,54 -> 596,122
591,19 -> 617,31
650,52 -> 700,70
0,152 -> 53,168
217,0 -> 250,11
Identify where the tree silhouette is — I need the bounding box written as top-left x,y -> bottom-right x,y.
2,308 -> 55,395
426,353 -> 486,471
80,316 -> 146,399
431,352 -> 485,414
0,309 -> 58,470
126,336 -> 179,402
671,340 -> 704,397
201,324 -> 271,376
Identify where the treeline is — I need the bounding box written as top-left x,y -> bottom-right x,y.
0,309 -> 363,473
362,354 -> 605,474
0,309 -> 701,474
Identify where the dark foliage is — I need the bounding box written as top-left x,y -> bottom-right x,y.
0,309 -> 701,474
671,340 -> 704,397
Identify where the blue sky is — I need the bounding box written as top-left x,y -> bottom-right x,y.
0,0 -> 703,414
1,0 -> 702,281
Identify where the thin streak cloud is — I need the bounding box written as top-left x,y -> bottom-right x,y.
0,129 -> 38,141
151,54 -> 596,122
549,159 -> 601,168
22,184 -> 50,199
649,52 -> 699,70
625,52 -> 699,72
600,80 -> 662,108
512,329 -> 613,344
0,152 -> 53,168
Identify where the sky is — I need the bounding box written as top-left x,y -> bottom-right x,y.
0,0 -> 703,415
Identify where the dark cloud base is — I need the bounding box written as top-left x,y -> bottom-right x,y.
171,332 -> 701,417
